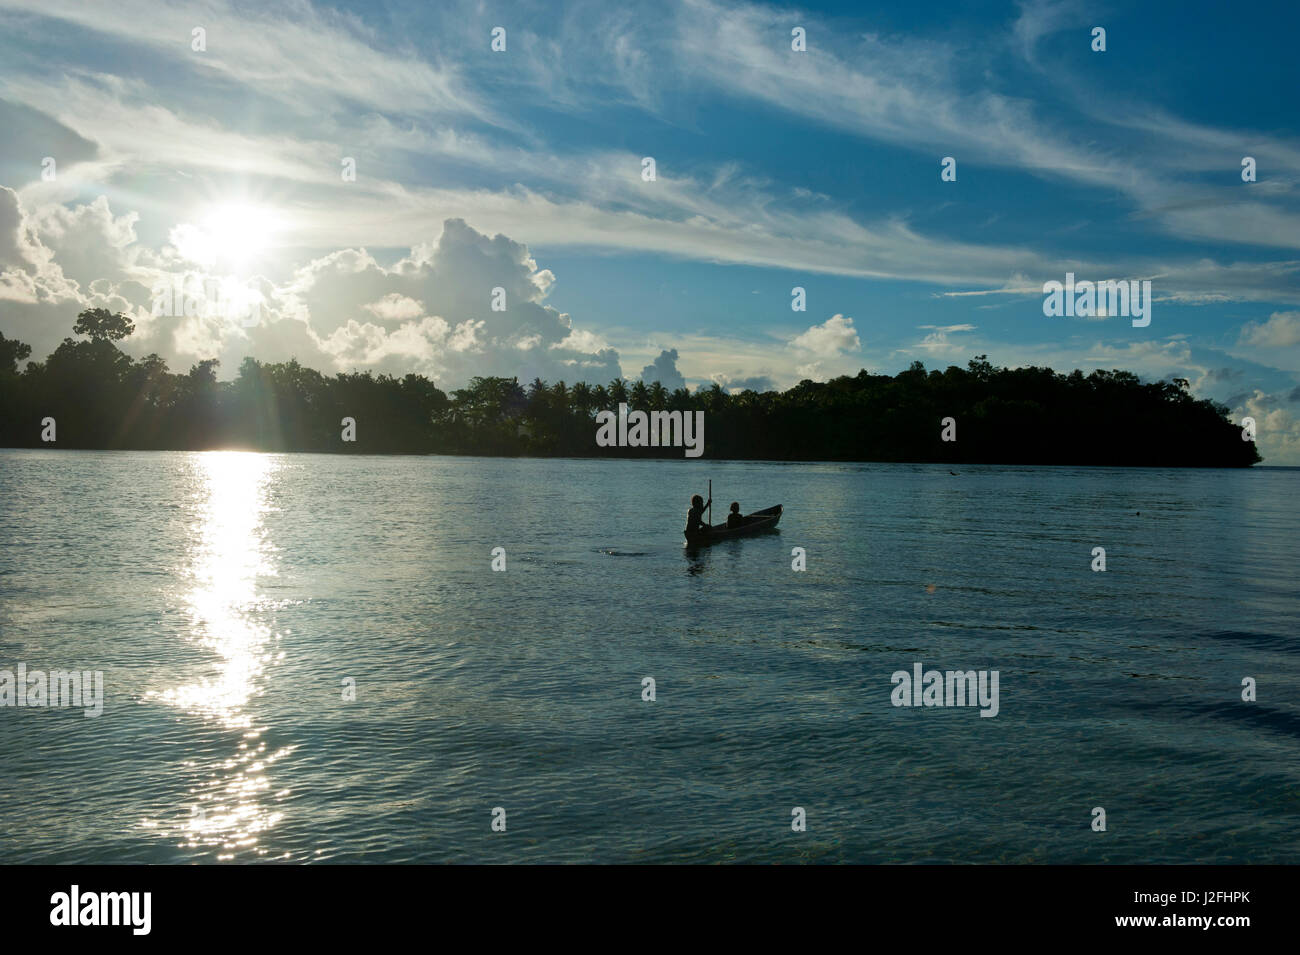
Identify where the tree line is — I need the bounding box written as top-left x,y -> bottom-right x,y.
0,309 -> 1261,465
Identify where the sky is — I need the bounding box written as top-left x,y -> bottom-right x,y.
2,0 -> 1299,461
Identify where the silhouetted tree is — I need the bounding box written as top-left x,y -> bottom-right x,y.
0,330 -> 31,373
73,307 -> 135,342
0,315 -> 1262,466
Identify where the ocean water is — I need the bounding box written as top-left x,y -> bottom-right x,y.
0,449 -> 1296,863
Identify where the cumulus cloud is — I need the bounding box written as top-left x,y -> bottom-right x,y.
0,186 -> 140,356
552,328 -> 609,353
0,188 -> 32,271
711,372 -> 776,393
0,191 -> 625,386
1234,388 -> 1300,464
1239,311 -> 1300,349
789,313 -> 861,379
277,217 -> 618,384
791,314 -> 860,357
638,348 -> 686,390
363,293 -> 425,322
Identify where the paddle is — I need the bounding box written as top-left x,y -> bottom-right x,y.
707,479 -> 712,525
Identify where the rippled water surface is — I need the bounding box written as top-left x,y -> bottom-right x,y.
0,450 -> 1297,863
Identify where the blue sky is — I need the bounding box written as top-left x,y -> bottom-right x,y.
2,0 -> 1300,460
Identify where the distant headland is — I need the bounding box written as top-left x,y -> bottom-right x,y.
0,310 -> 1261,466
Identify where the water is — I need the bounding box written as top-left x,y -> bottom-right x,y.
0,449 -> 1296,863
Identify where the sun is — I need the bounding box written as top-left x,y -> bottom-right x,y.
197,202 -> 279,269
170,202 -> 279,272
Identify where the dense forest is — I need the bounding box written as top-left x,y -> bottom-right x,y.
0,309 -> 1260,465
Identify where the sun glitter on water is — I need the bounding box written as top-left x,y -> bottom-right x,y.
143,451 -> 293,858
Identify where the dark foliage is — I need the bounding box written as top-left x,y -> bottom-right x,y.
0,314 -> 1260,466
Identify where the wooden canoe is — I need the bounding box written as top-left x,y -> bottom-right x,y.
684,504 -> 783,545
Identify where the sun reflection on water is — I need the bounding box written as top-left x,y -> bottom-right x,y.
145,451 -> 294,858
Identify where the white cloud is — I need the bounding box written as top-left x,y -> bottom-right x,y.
1239,311 -> 1300,349
551,328 -> 608,353
0,0 -> 486,123
787,314 -> 862,381
791,314 -> 861,358
261,218 -> 621,383
363,293 -> 424,322
0,186 -> 45,274
0,186 -> 132,352
0,190 -> 626,386
1236,389 -> 1300,465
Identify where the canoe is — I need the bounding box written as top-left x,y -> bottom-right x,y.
685,504 -> 783,545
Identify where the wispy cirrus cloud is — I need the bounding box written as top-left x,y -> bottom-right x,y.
0,0 -> 487,121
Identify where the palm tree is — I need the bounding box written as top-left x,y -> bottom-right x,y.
570,381 -> 592,417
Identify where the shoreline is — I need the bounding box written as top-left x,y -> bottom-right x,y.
0,445 -> 1269,468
